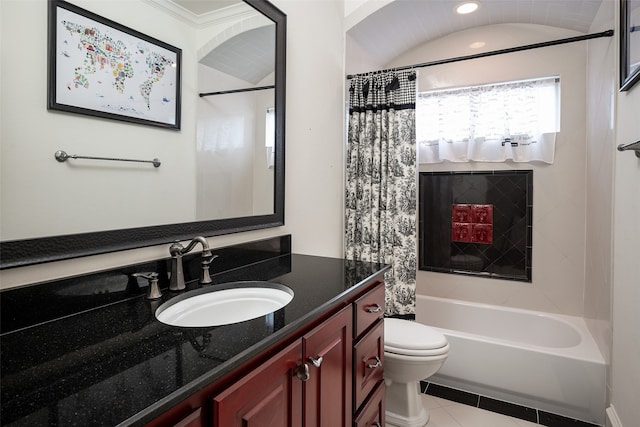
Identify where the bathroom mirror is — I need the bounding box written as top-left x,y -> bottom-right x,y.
0,0 -> 286,269
621,0 -> 640,91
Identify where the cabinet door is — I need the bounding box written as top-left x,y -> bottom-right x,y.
172,408 -> 202,427
302,306 -> 353,427
212,340 -> 303,427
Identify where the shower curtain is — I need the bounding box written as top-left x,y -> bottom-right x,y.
345,71 -> 417,315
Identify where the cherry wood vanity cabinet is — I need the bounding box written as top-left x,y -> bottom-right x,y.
145,277 -> 385,427
213,305 -> 353,427
352,283 -> 386,426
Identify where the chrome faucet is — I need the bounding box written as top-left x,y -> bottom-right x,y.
169,236 -> 218,291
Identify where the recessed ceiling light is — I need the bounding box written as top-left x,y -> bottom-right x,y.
469,41 -> 486,49
456,2 -> 479,14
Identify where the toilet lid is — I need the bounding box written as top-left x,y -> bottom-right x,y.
384,318 -> 448,356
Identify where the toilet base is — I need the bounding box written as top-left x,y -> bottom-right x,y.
385,380 -> 429,427
385,409 -> 429,427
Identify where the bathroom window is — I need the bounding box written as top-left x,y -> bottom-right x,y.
265,107 -> 275,168
417,76 -> 560,164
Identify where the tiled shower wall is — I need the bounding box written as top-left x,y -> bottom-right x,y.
420,171 -> 533,282
584,0 -> 614,385
403,24 -> 588,317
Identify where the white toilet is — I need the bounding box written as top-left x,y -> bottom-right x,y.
384,318 -> 450,427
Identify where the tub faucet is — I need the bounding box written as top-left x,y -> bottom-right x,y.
169,237 -> 218,291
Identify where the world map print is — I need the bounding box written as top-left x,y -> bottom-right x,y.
54,6 -> 179,126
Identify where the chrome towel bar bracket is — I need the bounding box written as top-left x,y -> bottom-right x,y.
54,150 -> 161,167
617,140 -> 640,159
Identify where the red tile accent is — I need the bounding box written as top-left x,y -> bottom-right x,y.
452,204 -> 472,223
452,223 -> 473,242
472,204 -> 493,224
452,204 -> 494,244
472,224 -> 493,244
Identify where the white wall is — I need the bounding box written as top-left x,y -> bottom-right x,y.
275,0 -> 346,257
0,0 -> 347,289
609,3 -> 640,426
585,0 -> 615,387
381,24 -> 589,317
195,65 -> 274,219
609,85 -> 640,427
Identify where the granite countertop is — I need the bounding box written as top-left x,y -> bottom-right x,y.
0,247 -> 387,426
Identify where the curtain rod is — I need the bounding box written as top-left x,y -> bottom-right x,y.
199,85 -> 275,97
346,29 -> 614,80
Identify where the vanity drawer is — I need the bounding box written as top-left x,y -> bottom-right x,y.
354,381 -> 385,427
354,282 -> 384,339
353,319 -> 384,411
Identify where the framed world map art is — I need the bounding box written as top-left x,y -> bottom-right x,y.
48,0 -> 182,129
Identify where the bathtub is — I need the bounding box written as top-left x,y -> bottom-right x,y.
416,295 -> 606,425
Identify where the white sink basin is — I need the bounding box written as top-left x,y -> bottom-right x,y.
156,281 -> 294,327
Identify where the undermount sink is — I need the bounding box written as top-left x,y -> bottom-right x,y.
155,281 -> 294,327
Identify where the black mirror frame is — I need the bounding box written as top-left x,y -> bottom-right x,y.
620,0 -> 640,91
0,0 -> 286,269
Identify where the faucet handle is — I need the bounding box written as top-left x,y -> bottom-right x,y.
169,241 -> 184,256
200,253 -> 218,285
132,272 -> 162,300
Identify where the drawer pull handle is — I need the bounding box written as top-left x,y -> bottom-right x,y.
367,356 -> 382,369
296,363 -> 310,381
308,356 -> 323,367
366,304 -> 382,313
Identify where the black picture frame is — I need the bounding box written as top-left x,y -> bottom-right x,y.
620,0 -> 640,91
48,0 -> 182,129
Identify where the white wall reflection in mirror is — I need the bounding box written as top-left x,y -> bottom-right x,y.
195,3 -> 275,219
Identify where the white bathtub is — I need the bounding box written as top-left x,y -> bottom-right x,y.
416,295 -> 606,425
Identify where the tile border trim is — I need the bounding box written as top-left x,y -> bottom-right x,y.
419,381 -> 602,427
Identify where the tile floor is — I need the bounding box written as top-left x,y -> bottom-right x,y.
387,393 -> 539,427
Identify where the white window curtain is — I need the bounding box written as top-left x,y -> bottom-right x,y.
417,77 -> 560,164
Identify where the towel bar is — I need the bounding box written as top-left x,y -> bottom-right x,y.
617,141 -> 640,158
54,150 -> 161,167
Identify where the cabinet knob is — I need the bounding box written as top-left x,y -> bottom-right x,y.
366,304 -> 382,313
308,356 -> 323,367
366,356 -> 382,369
295,363 -> 310,381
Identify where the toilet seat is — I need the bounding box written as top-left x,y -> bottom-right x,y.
384,318 -> 449,357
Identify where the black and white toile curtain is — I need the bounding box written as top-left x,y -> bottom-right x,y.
345,71 -> 417,315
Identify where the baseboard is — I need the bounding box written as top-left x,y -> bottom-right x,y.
606,405 -> 623,427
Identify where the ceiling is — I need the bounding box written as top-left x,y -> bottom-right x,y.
170,0 -> 605,84
165,0 -> 275,85
171,0 -> 241,15
347,0 -> 604,66
199,26 -> 275,84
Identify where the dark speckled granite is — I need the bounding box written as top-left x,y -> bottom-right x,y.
0,236 -> 388,426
